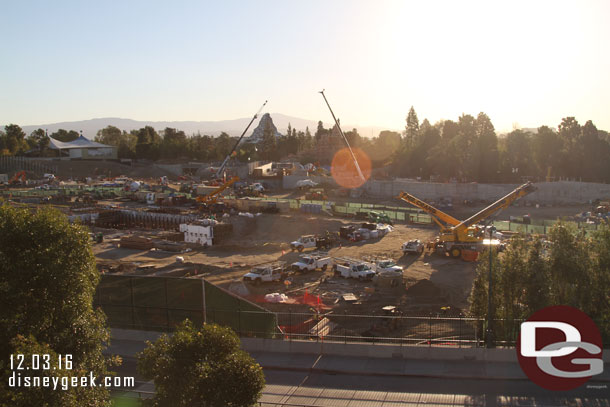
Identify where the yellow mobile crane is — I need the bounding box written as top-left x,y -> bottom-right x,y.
398,182 -> 537,257
196,176 -> 239,205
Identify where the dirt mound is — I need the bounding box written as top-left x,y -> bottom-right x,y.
406,279 -> 443,298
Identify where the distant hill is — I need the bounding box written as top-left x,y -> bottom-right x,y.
16,114 -> 393,139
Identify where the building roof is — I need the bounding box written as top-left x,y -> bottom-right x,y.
48,135 -> 113,150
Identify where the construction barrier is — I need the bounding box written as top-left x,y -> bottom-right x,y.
94,275 -> 278,337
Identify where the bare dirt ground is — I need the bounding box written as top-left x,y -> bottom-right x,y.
92,213 -> 478,316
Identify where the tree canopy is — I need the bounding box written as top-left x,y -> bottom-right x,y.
0,205 -> 112,406
469,221 -> 610,344
137,320 -> 265,407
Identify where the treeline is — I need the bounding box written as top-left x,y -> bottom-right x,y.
0,123 -> 317,163
2,110 -> 610,183
469,222 -> 610,343
388,108 -> 610,183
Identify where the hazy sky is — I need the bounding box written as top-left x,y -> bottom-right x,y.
1,0 -> 609,133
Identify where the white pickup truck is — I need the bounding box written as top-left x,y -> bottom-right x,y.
372,259 -> 403,276
291,253 -> 332,273
243,262 -> 286,284
290,235 -> 317,252
402,239 -> 424,255
332,258 -> 376,281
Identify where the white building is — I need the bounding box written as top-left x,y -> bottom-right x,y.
48,135 -> 117,159
180,223 -> 213,246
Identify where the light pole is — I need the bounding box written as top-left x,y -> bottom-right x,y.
486,226 -> 496,348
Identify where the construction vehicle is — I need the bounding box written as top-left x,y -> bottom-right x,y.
332,257 -> 376,280
397,182 -> 537,258
9,171 -> 27,185
215,101 -> 267,179
291,252 -> 332,273
243,261 -> 287,284
305,188 -> 327,200
368,258 -> 403,276
402,239 -> 424,255
196,176 -> 239,205
355,210 -> 393,225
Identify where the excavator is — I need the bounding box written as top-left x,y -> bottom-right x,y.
196,176 -> 239,205
397,182 -> 537,258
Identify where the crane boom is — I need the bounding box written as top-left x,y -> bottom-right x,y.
319,90 -> 365,182
455,182 -> 537,231
215,100 -> 267,179
397,182 -> 538,258
397,191 -> 460,227
197,176 -> 239,204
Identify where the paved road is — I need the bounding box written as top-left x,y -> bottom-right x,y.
112,353 -> 609,407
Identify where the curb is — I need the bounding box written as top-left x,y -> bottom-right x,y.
260,364 -> 529,381
260,364 -> 610,383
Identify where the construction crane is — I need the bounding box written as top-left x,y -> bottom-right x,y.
215,100 -> 267,179
196,176 -> 239,205
398,182 -> 537,258
319,90 -> 366,183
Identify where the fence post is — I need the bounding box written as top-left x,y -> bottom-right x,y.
344,310 -> 347,344
428,313 -> 432,347
459,314 -> 462,349
129,277 -> 135,329
238,306 -> 241,337
164,279 -> 169,330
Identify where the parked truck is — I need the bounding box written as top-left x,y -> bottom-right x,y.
291,253 -> 332,273
402,239 -> 424,255
243,262 -> 287,284
290,234 -> 335,252
332,258 -> 376,280
370,259 -> 404,276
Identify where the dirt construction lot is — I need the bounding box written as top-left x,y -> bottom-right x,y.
93,212 -> 478,315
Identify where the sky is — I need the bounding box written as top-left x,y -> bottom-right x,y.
1,0 -> 609,133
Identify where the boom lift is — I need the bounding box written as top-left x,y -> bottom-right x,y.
398,182 -> 537,258
196,176 -> 239,205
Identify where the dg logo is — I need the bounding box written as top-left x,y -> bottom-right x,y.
517,305 -> 604,390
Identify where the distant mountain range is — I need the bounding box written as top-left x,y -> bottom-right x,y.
16,114 -> 393,139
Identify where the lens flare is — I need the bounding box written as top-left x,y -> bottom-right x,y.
330,147 -> 372,189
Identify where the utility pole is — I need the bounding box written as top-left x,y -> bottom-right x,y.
486,226 -> 496,348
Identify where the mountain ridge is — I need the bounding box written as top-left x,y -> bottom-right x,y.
13,114 -> 393,139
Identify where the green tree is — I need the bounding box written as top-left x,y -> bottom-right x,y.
260,120 -> 277,160
557,117 -> 582,178
314,121 -> 327,141
469,222 -> 610,343
532,125 -> 563,180
214,132 -> 233,161
134,126 -> 161,160
27,128 -> 49,154
0,205 -> 112,406
405,106 -> 419,148
138,321 -> 265,407
96,126 -> 136,159
2,124 -> 27,154
474,112 -> 498,182
499,129 -> 533,182
50,129 -> 80,142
